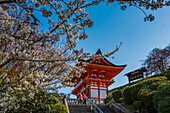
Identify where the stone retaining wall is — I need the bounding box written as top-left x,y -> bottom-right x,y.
105,99 -> 133,113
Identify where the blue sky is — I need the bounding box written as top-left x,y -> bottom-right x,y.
58,3 -> 170,96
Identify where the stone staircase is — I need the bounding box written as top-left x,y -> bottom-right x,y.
68,104 -> 114,113
67,98 -> 115,113
69,104 -> 93,113
97,104 -> 114,113
63,98 -> 133,113
63,98 -> 132,113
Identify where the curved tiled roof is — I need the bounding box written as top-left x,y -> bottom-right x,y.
78,48 -> 127,67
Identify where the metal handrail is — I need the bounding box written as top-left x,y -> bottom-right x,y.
86,96 -> 103,113
64,98 -> 70,113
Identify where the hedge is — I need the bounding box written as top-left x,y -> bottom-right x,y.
153,70 -> 170,80
123,86 -> 133,104
125,76 -> 167,102
153,81 -> 170,111
123,76 -> 167,112
112,90 -> 123,103
137,88 -> 156,113
132,101 -> 143,111
158,97 -> 170,113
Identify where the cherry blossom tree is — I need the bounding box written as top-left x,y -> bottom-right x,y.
107,0 -> 170,21
0,0 -> 169,111
142,45 -> 170,76
0,0 -> 100,111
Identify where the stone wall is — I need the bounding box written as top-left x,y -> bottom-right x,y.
105,99 -> 133,113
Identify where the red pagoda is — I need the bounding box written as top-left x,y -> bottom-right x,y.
71,49 -> 126,101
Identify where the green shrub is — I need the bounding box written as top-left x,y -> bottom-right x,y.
47,96 -> 59,104
154,70 -> 170,80
123,76 -> 167,105
123,86 -> 133,104
158,97 -> 170,113
112,90 -> 123,103
153,81 -> 170,111
132,101 -> 143,110
129,84 -> 141,102
136,77 -> 167,113
16,91 -> 52,112
137,88 -> 156,113
123,76 -> 167,113
119,98 -> 124,103
6,91 -> 66,113
164,70 -> 170,80
53,103 -> 67,113
131,76 -> 167,102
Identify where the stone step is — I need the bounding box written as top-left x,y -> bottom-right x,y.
68,104 -> 114,113
68,104 -> 93,113
97,105 -> 114,113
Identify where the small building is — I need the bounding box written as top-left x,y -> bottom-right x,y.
70,49 -> 126,101
124,67 -> 147,83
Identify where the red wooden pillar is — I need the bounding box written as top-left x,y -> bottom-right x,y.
89,80 -> 91,99
106,83 -> 109,97
98,82 -> 101,102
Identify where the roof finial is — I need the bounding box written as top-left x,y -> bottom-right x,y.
95,48 -> 102,55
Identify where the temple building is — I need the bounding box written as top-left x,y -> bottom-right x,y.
71,49 -> 126,101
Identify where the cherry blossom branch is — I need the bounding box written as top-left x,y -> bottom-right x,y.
16,58 -> 78,62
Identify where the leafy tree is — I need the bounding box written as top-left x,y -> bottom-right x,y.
142,45 -> 170,76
